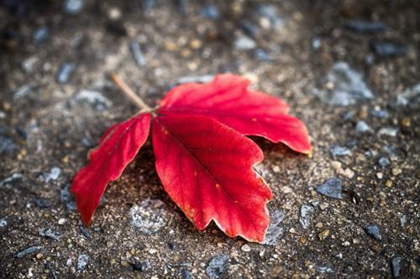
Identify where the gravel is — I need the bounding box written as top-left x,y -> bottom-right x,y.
356,121 -> 371,133
378,127 -> 399,137
315,177 -> 343,199
131,260 -> 151,272
79,225 -> 92,239
397,83 -> 420,106
42,167 -> 61,183
56,63 -> 76,84
129,40 -> 146,67
205,254 -> 230,279
77,254 -> 90,271
1,1 -> 419,278
299,204 -> 315,229
263,209 -> 285,245
345,20 -> 388,34
391,256 -> 403,278
313,62 -> 374,106
15,246 -> 43,259
200,4 -> 220,20
32,26 -> 49,43
234,36 -> 257,50
364,225 -> 383,241
330,145 -> 352,158
0,218 -> 7,228
129,199 -> 169,234
378,157 -> 391,167
371,42 -> 409,57
63,0 -> 85,15
72,90 -> 112,111
38,228 -> 62,240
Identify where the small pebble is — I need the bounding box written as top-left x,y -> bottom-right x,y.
345,20 -> 388,34
58,218 -> 67,225
378,157 -> 390,167
313,62 -> 374,106
234,36 -> 256,50
107,7 -> 121,20
38,228 -> 61,240
129,41 -> 146,67
356,121 -> 371,133
299,204 -> 315,229
240,20 -> 260,38
61,184 -> 77,211
34,198 -> 51,209
79,225 -> 92,239
397,83 -> 420,106
48,267 -> 59,279
77,254 -> 89,270
399,215 -> 407,228
241,244 -> 251,252
72,90 -> 112,111
392,168 -> 402,176
316,177 -> 343,199
342,241 -> 351,246
391,256 -> 403,278
21,56 -> 39,73
312,36 -> 321,50
365,53 -> 375,65
15,246 -> 43,259
319,202 -> 329,210
173,75 -> 214,86
318,229 -> 330,240
33,26 -> 49,43
370,109 -> 389,118
189,39 -> 202,50
180,270 -> 192,279
63,0 -> 85,15
56,63 -> 76,84
132,260 -> 151,271
343,168 -> 355,179
0,173 -> 22,187
0,218 -> 7,228
330,146 -> 352,158
364,225 -> 383,241
201,4 -> 220,20
316,265 -> 334,273
130,199 -> 169,234
371,42 -> 408,57
206,255 -> 230,279
13,84 -> 35,99
342,110 -> 355,121
257,5 -> 283,28
0,136 -> 19,155
263,210 -> 285,245
44,167 -> 61,183
379,127 -> 398,137
400,117 -> 411,129
254,49 -> 273,62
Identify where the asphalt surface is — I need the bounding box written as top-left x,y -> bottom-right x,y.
0,1 -> 419,278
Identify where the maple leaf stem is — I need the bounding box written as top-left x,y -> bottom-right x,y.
110,73 -> 152,112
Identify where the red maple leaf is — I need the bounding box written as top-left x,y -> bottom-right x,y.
70,74 -> 311,242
